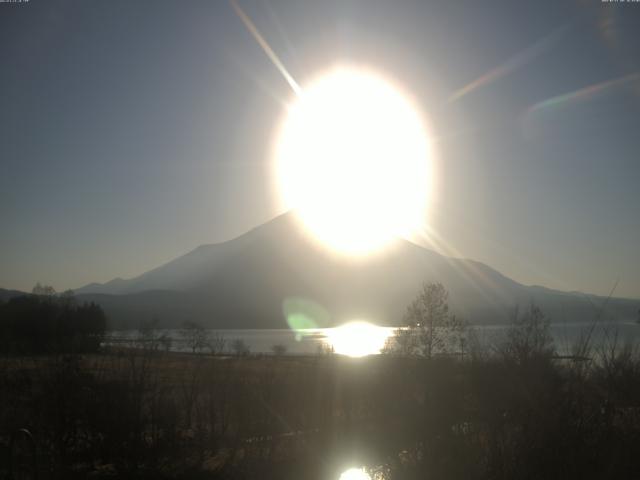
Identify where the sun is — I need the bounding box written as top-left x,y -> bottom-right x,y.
275,67 -> 432,256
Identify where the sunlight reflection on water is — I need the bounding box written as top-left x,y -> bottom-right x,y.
325,321 -> 394,357
104,322 -> 640,356
339,467 -> 371,480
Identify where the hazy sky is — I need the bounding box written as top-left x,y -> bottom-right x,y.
1,0 -> 639,298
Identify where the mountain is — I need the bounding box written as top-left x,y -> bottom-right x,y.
75,212 -> 640,329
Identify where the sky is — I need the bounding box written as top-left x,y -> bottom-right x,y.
1,0 -> 639,299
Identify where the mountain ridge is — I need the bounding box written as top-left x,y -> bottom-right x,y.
66,211 -> 640,329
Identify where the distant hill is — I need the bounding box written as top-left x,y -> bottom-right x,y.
0,288 -> 28,303
73,212 -> 640,329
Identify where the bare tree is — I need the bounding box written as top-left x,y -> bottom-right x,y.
385,282 -> 465,358
502,304 -> 554,364
32,282 -> 56,297
208,332 -> 226,355
382,327 -> 417,356
316,342 -> 334,356
180,320 -> 210,354
231,338 -> 250,356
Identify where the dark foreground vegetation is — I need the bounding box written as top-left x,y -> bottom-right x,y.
0,285 -> 105,354
1,336 -> 639,479
0,284 -> 639,479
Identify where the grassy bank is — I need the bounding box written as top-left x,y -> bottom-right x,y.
1,344 -> 640,479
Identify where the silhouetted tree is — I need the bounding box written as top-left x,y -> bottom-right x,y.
0,288 -> 106,353
135,316 -> 170,352
180,320 -> 210,354
385,282 -> 465,358
502,303 -> 554,364
317,342 -> 334,356
231,338 -> 250,356
382,326 -> 417,356
208,332 -> 226,354
31,282 -> 56,297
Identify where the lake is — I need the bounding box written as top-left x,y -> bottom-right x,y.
104,320 -> 640,357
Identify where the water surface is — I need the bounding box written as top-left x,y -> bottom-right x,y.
104,321 -> 640,356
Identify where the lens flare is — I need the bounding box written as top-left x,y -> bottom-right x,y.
230,0 -> 300,95
527,72 -> 640,115
282,297 -> 331,340
449,23 -> 570,102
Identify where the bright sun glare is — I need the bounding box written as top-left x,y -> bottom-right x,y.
326,321 -> 392,357
339,467 -> 371,480
276,67 -> 432,256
